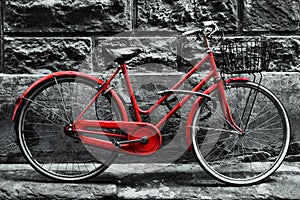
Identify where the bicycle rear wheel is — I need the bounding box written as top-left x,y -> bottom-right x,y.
15,74 -> 125,181
191,81 -> 290,185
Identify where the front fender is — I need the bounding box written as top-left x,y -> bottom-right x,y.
185,77 -> 250,151
12,71 -> 128,122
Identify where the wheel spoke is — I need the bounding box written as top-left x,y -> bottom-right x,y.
54,76 -> 71,123
23,97 -> 69,124
17,76 -> 122,181
191,81 -> 290,185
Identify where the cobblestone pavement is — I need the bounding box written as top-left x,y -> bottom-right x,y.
0,162 -> 299,199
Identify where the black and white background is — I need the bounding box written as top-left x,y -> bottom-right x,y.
0,0 -> 299,198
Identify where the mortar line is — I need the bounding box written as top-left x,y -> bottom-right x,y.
0,0 -> 2,35
237,0 -> 244,35
0,0 -> 4,72
131,0 -> 137,34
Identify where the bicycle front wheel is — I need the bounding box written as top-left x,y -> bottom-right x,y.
15,74 -> 125,181
191,81 -> 290,185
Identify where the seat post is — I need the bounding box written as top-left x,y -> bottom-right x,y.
203,34 -> 211,50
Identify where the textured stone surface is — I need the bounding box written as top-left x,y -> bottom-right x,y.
0,76 -> 37,116
0,1 -> 2,34
260,73 -> 300,146
244,0 -> 300,32
3,0 -> 131,33
0,75 -> 38,162
3,37 -> 92,74
268,36 -> 300,72
118,178 -> 300,200
288,141 -> 300,155
0,163 -> 300,199
0,179 -> 117,199
180,36 -> 210,72
93,37 -> 178,72
0,1 -> 2,70
137,0 -> 238,32
0,36 -> 2,71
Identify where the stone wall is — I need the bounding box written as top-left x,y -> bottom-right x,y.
0,0 -> 300,163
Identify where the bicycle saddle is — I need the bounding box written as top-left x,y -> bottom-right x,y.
108,47 -> 142,64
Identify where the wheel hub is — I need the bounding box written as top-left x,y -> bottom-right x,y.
128,126 -> 161,155
64,124 -> 79,140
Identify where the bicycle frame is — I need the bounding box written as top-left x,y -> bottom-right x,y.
11,43 -> 250,156
74,53 -> 216,128
71,50 -> 249,154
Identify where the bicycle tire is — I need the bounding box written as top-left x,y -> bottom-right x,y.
15,74 -> 125,182
191,81 -> 290,185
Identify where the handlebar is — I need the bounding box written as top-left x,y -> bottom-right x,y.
182,21 -> 222,50
182,21 -> 219,38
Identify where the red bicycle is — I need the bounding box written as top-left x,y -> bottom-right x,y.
12,21 -> 290,185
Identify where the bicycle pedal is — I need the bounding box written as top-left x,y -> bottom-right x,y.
162,133 -> 174,138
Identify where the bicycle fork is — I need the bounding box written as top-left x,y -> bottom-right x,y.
217,80 -> 246,135
209,51 -> 245,135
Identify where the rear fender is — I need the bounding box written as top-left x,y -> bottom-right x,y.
12,71 -> 128,122
185,77 -> 250,151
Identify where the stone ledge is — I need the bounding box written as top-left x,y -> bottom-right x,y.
0,163 -> 299,199
0,179 -> 117,200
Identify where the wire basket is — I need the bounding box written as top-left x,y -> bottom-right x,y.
218,37 -> 273,74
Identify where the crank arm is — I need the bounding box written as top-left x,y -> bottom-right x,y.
113,136 -> 148,148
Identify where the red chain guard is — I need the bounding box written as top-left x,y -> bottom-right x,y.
76,120 -> 162,156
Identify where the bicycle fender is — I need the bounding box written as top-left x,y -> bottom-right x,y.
11,71 -> 128,122
185,77 -> 250,151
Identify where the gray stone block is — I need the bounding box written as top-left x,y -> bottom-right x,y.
3,0 -> 131,33
268,36 -> 300,72
0,0 -> 2,34
137,0 -> 238,32
0,75 -> 39,162
288,141 -> 300,155
180,36 -> 210,72
3,37 -> 92,74
93,37 -> 178,72
0,37 -> 2,71
243,0 -> 300,32
260,72 -> 300,144
0,178 -> 117,199
0,0 -> 2,70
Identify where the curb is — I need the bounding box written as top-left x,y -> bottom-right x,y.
0,163 -> 299,199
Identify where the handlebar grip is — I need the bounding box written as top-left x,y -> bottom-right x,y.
203,21 -> 218,27
182,29 -> 202,37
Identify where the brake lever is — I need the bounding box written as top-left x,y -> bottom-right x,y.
202,21 -> 220,38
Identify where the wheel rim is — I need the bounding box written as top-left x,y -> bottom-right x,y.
192,81 -> 290,185
17,76 -> 121,181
